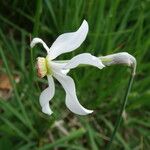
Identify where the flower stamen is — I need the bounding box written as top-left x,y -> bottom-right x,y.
36,57 -> 47,78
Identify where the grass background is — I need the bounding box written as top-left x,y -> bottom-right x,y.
0,0 -> 150,149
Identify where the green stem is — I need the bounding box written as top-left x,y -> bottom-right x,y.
31,0 -> 42,67
106,68 -> 135,150
30,0 -> 42,90
33,0 -> 42,36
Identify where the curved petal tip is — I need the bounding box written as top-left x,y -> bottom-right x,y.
53,72 -> 93,116
30,37 -> 50,53
48,20 -> 89,59
42,103 -> 53,115
65,96 -> 93,115
30,37 -> 40,48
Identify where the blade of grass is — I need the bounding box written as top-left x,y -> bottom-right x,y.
0,46 -> 37,136
44,0 -> 58,30
86,124 -> 99,150
0,15 -> 28,35
30,0 -> 42,87
0,99 -> 34,130
0,116 -> 29,142
38,128 -> 86,150
21,32 -> 26,72
107,68 -> 135,149
33,0 -> 43,36
101,117 -> 130,150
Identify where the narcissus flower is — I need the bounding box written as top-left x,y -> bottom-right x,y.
30,20 -> 105,116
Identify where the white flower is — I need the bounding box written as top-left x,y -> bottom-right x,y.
30,20 -> 105,116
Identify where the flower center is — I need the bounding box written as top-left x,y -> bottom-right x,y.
36,57 -> 52,78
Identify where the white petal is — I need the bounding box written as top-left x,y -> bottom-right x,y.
30,37 -> 50,53
39,76 -> 55,115
42,103 -> 53,115
53,72 -> 93,115
48,20 -> 89,59
64,53 -> 105,69
61,69 -> 70,75
50,61 -> 70,75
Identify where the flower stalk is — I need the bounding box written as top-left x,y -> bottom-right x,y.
102,53 -> 136,149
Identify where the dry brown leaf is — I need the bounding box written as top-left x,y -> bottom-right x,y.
0,73 -> 20,100
0,74 -> 12,90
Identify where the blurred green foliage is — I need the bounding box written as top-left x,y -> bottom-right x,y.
0,0 -> 150,149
